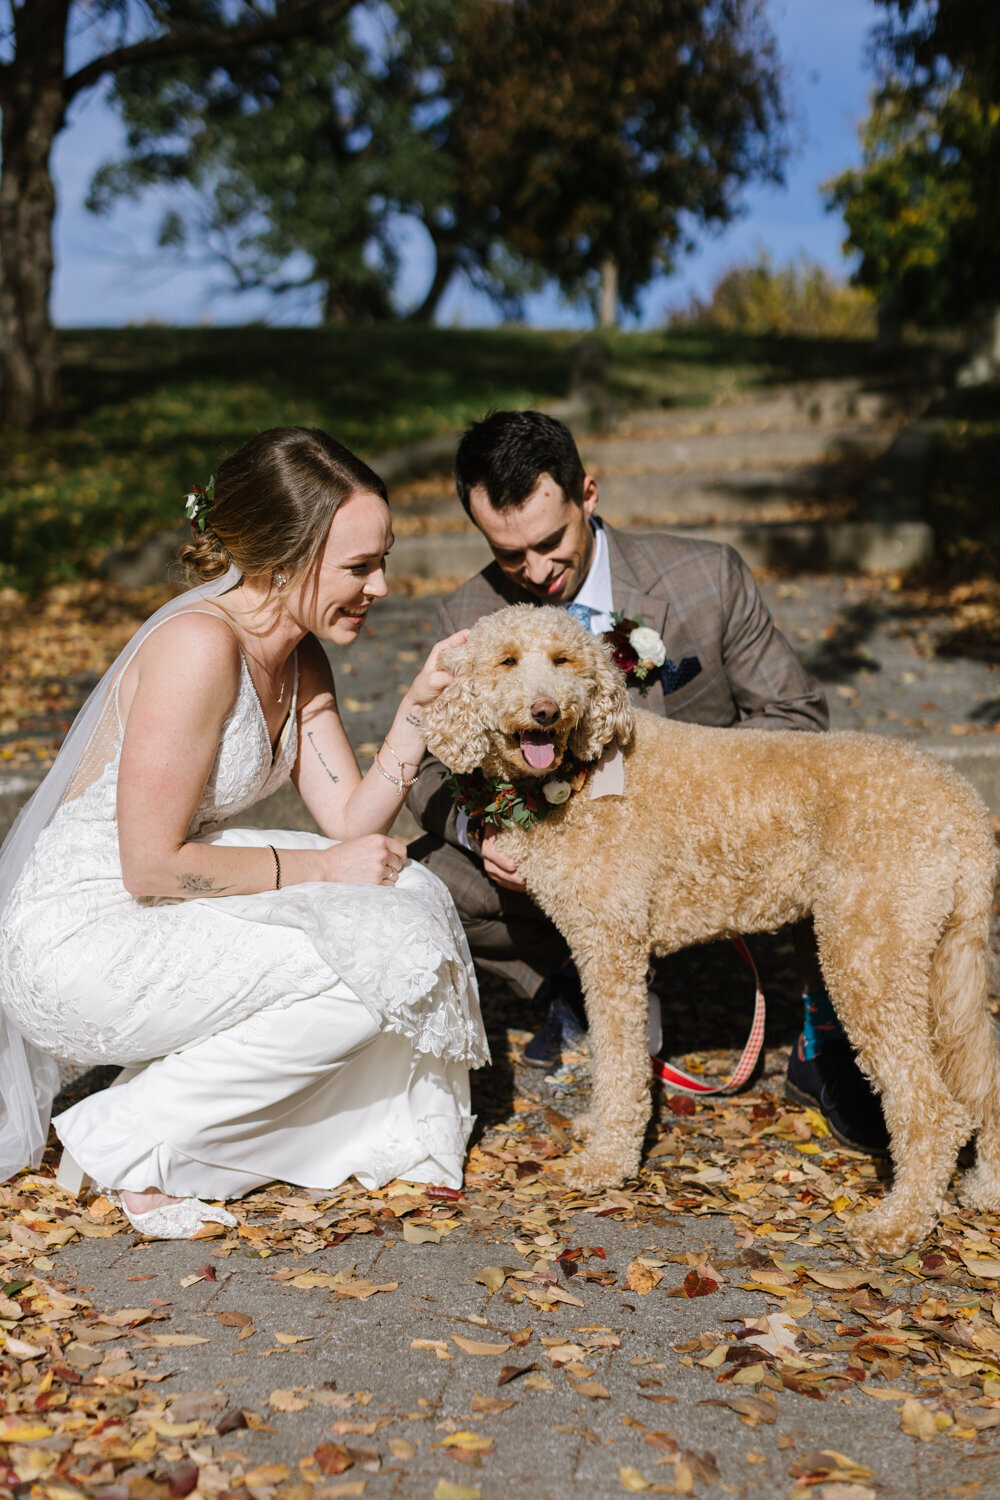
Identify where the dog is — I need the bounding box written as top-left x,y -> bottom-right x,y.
421,603 -> 1000,1256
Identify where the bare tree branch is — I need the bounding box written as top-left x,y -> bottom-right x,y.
64,0 -> 355,102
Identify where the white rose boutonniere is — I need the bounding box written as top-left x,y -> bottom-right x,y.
629,625 -> 667,668
542,779 -> 572,805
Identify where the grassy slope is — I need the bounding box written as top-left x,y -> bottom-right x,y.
2,324 -> 888,593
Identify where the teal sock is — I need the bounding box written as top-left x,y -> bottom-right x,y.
800,986 -> 844,1060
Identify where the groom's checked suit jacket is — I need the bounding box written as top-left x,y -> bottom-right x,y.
408,524 -> 828,997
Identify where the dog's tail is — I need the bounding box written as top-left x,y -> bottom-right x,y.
929,833 -> 1000,1128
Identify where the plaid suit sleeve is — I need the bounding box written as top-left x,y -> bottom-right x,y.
720,546 -> 829,733
406,595 -> 465,842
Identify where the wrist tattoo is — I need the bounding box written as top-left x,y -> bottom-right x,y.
179,874 -> 233,895
307,730 -> 339,784
405,712 -> 422,729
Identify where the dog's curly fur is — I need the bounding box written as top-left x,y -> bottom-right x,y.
422,603 -> 1000,1256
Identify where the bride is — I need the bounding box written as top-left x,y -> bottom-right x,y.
0,426 -> 488,1238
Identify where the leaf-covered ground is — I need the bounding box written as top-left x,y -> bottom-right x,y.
4,934 -> 1000,1500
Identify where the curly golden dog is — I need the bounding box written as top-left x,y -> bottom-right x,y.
422,603 -> 1000,1255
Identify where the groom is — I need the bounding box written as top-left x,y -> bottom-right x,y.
408,409 -> 888,1154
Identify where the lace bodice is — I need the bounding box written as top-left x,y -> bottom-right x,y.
58,622 -> 299,842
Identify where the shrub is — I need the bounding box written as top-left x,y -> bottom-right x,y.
669,252 -> 877,340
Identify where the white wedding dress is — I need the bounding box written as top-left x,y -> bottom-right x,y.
0,613 -> 488,1199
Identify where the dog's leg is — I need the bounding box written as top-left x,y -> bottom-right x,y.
564,945 -> 651,1192
851,1047 -> 973,1258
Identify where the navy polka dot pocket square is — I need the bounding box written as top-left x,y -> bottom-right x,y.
660,656 -> 702,695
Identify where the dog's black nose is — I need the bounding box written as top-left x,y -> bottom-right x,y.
531,698 -> 559,726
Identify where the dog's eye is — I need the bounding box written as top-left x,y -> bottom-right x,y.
499,656 -> 517,667
552,655 -> 570,666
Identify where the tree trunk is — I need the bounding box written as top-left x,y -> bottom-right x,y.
0,0 -> 70,427
598,253 -> 618,329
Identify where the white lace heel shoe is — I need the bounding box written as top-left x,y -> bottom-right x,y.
119,1194 -> 237,1240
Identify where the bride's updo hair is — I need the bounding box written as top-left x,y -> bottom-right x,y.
180,426 -> 388,592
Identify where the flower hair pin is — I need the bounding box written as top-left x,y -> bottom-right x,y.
601,613 -> 666,695
184,474 -> 215,532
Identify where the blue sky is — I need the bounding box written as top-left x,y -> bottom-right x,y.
51,0 -> 878,329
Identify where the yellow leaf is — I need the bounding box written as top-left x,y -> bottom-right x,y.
433,1482 -> 481,1500
435,1432 -> 494,1452
566,1376 -> 610,1400
274,1332 -> 313,1345
269,1389 -> 311,1411
901,1398 -> 938,1441
619,1466 -> 651,1492
452,1335 -> 511,1356
624,1261 -> 663,1296
403,1221 -> 442,1245
146,1418 -> 205,1439
475,1266 -> 507,1294
0,1425 -> 52,1444
388,1439 -> 415,1460
146,1334 -> 210,1346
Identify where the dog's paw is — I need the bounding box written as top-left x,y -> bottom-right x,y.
958,1163 -> 1000,1213
563,1148 -> 629,1194
570,1111 -> 594,1141
849,1203 -> 935,1259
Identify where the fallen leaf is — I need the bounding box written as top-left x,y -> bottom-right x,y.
313,1441 -> 354,1475
498,1363 -> 541,1386
566,1375 -> 610,1400
435,1432 -> 495,1453
475,1266 -> 508,1294
452,1335 -> 511,1356
388,1438 -> 415,1460
217,1310 -> 253,1328
274,1331 -> 313,1345
901,1399 -> 938,1442
404,1220 -> 443,1245
625,1262 -> 663,1295
433,1482 -> 481,1500
619,1466 -> 652,1491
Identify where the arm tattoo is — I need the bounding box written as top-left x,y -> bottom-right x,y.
406,712 -> 421,729
179,874 -> 234,895
307,730 -> 340,783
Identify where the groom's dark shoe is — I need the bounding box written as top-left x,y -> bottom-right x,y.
522,963 -> 587,1068
785,1035 -> 890,1155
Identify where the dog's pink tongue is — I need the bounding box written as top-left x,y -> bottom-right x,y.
521,734 -> 555,770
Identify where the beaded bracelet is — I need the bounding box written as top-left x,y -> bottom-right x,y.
383,736 -> 422,781
374,747 -> 420,790
267,844 -> 282,890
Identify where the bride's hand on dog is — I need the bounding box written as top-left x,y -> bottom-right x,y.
318,835 -> 408,886
480,829 -> 526,890
406,630 -> 469,709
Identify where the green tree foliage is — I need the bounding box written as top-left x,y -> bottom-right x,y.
826,2 -> 1000,325
670,252 -> 877,340
0,0 -> 349,426
91,0 -> 542,322
91,0 -> 788,326
444,0 -> 789,319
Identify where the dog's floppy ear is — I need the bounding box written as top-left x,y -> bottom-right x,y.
421,640 -> 491,773
570,640 -> 635,761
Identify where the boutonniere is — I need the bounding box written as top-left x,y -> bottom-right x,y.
601,612 -> 667,694
448,752 -> 592,833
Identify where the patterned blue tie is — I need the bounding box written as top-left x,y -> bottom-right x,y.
565,601 -> 596,632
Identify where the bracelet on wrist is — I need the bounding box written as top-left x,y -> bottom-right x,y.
374,747 -> 419,791
382,736 -> 422,779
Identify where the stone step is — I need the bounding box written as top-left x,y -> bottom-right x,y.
580,420 -> 893,475
387,516 -> 933,583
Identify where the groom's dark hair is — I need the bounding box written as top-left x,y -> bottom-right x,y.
454,410 -> 586,517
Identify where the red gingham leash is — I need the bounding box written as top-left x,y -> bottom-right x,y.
650,935 -> 765,1095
